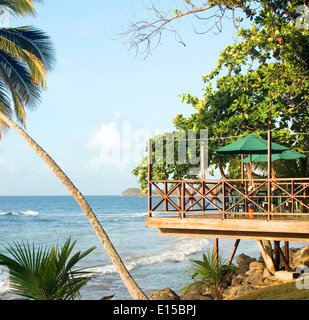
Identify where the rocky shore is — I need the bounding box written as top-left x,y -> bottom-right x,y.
150,244 -> 309,300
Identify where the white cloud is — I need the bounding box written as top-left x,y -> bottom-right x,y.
85,114 -> 152,171
85,118 -> 121,166
0,155 -> 21,173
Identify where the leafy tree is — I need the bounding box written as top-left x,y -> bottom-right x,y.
179,250 -> 237,300
133,1 -> 309,190
0,238 -> 95,300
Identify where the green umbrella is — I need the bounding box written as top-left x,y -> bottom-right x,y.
215,135 -> 289,182
241,150 -> 306,163
215,135 -> 289,155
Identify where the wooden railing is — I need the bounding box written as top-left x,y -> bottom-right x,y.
148,178 -> 309,220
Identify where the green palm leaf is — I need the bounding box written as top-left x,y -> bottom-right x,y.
0,1 -> 55,132
0,27 -> 55,71
179,250 -> 237,300
0,238 -> 96,300
0,0 -> 43,17
0,50 -> 41,107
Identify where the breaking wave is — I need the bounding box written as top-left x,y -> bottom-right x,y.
88,238 -> 210,276
0,210 -> 39,216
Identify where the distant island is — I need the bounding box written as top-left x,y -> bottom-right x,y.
121,188 -> 145,196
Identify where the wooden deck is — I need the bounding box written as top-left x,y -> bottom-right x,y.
146,178 -> 309,242
146,215 -> 309,242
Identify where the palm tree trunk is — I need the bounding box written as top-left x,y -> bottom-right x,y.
0,112 -> 148,300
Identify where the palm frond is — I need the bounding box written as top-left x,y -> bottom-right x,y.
0,26 -> 56,71
0,50 -> 41,108
0,241 -> 51,299
0,238 -> 96,300
179,249 -> 237,299
0,81 -> 13,133
0,34 -> 47,88
0,0 -> 43,17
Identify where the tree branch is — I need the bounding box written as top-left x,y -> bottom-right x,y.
119,1 -> 242,59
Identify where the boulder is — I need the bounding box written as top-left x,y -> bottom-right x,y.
249,261 -> 266,271
223,284 -> 253,298
150,288 -> 180,300
236,253 -> 252,266
292,245 -> 309,267
263,268 -> 273,278
231,274 -> 247,287
246,270 -> 264,285
181,287 -> 212,300
236,263 -> 250,275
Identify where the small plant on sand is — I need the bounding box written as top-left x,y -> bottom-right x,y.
0,237 -> 95,300
180,250 -> 237,300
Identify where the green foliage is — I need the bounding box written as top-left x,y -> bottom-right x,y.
132,132 -> 201,193
133,0 -> 309,190
0,238 -> 96,300
179,250 -> 237,300
0,0 -> 55,133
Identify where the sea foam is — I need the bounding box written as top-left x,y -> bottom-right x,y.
88,238 -> 210,276
0,210 -> 39,216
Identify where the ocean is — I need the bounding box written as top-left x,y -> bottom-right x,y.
0,195 -> 305,300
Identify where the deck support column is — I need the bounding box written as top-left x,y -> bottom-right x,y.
227,239 -> 240,265
285,241 -> 290,267
213,237 -> 219,263
148,139 -> 152,218
274,241 -> 292,271
274,240 -> 280,271
256,240 -> 276,274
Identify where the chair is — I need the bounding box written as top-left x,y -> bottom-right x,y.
255,189 -> 267,211
226,189 -> 245,213
272,189 -> 283,213
262,189 -> 284,213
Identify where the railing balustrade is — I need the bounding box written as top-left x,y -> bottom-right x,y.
148,178 -> 309,220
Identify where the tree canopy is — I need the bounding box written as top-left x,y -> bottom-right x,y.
132,0 -> 309,192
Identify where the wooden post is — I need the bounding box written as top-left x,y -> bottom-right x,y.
256,240 -> 276,274
164,182 -> 168,212
274,240 -> 280,271
285,241 -> 290,267
267,130 -> 272,220
200,145 -> 205,180
241,154 -> 244,181
275,241 -> 292,271
292,180 -> 295,213
222,180 -> 226,219
181,181 -> 186,219
148,139 -> 152,217
213,237 -> 219,263
200,146 -> 206,214
227,239 -> 240,265
177,186 -> 181,212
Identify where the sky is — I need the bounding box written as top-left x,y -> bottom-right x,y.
0,0 -> 241,196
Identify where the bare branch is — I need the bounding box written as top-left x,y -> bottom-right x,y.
118,1 -> 242,59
